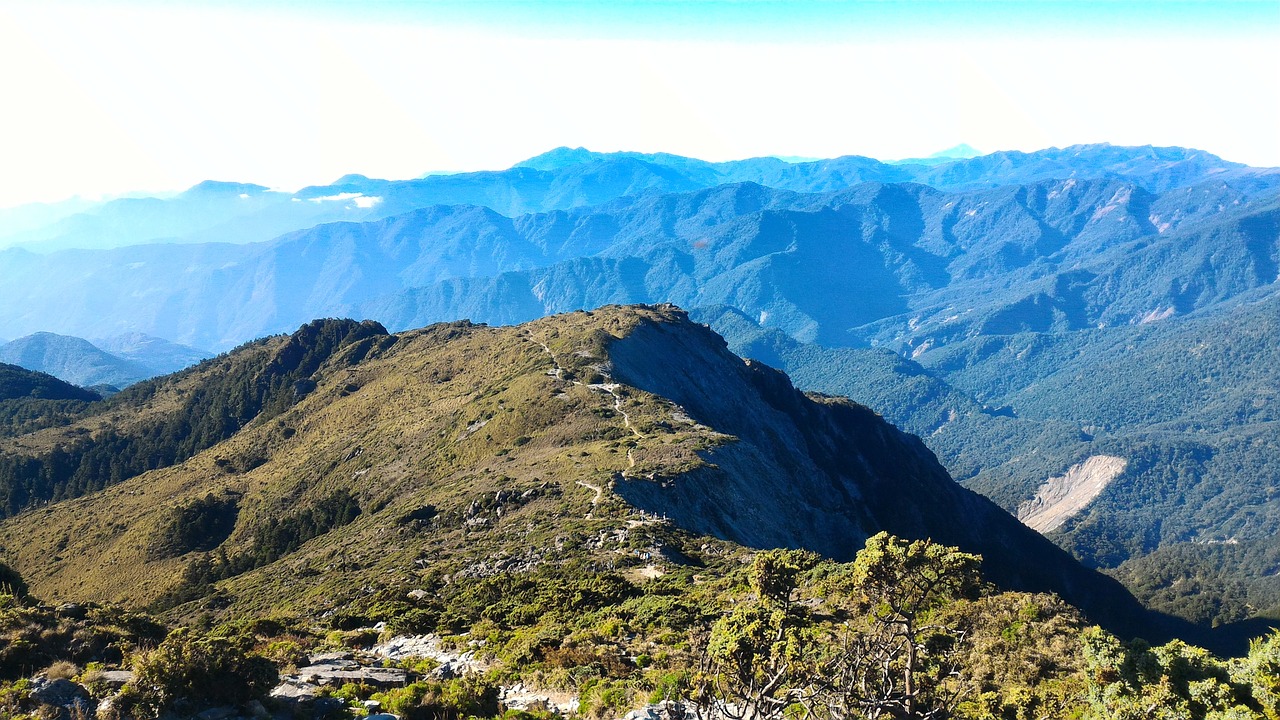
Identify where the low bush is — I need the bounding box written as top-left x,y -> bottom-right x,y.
113,628 -> 277,718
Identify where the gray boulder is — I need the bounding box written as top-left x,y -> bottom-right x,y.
95,670 -> 134,689
30,677 -> 91,710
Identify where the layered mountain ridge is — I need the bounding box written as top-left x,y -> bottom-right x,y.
0,332 -> 211,389
2,172 -> 1275,353
5,142 -> 1275,255
691,295 -> 1280,625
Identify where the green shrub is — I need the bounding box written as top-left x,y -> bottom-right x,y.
263,639 -> 308,669
645,670 -> 687,703
503,709 -> 559,720
0,596 -> 164,681
119,627 -> 277,717
0,563 -> 27,598
388,608 -> 440,635
580,679 -> 634,719
0,678 -> 31,717
330,681 -> 377,705
393,656 -> 441,675
373,677 -> 500,720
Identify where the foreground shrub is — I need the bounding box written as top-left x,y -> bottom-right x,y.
113,627 -> 277,718
373,677 -> 500,720
0,562 -> 27,598
0,594 -> 165,681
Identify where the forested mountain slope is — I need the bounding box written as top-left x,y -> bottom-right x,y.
693,295 -> 1280,625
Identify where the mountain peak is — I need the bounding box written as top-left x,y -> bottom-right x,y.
928,143 -> 982,159
333,173 -> 374,185
515,146 -> 604,171
0,332 -> 153,388
180,180 -> 271,198
5,331 -> 100,351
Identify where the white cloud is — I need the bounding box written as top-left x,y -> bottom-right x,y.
308,192 -> 364,204
307,192 -> 381,209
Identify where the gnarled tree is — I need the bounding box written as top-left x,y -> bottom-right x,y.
696,548 -> 822,720
821,532 -> 982,720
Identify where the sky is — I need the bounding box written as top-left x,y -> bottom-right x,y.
0,0 -> 1277,207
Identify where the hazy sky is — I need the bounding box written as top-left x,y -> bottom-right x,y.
1,0 -> 1277,206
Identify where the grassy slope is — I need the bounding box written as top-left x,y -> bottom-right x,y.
0,309 -> 727,614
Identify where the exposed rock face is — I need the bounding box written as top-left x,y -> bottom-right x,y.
96,670 -> 134,688
605,306 -> 1154,634
621,701 -> 697,720
274,636 -> 582,717
272,650 -> 410,713
1018,455 -> 1129,532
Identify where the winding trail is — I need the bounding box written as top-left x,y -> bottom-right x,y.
530,333 -> 647,516
575,480 -> 604,518
602,384 -> 643,440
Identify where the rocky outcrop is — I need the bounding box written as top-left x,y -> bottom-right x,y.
271,650 -> 408,704
273,635 -> 581,717
29,677 -> 91,716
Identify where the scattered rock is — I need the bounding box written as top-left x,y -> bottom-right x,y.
305,650 -> 355,665
276,646 -> 410,697
95,670 -> 133,688
621,701 -> 697,720
504,692 -> 547,708
370,634 -> 486,676
270,678 -> 321,700
55,603 -> 86,619
312,697 -> 348,717
502,684 -> 579,716
30,677 -> 91,709
298,667 -> 408,686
